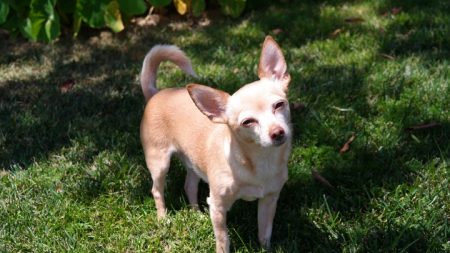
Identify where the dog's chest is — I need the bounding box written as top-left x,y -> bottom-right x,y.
235,155 -> 288,201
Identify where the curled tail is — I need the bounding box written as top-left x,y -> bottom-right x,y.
140,45 -> 197,101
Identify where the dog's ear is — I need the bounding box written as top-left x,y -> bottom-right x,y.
258,36 -> 290,91
187,84 -> 230,123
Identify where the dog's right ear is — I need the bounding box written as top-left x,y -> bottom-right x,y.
187,84 -> 230,124
258,36 -> 290,91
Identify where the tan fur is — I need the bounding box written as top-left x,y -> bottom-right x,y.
140,36 -> 292,253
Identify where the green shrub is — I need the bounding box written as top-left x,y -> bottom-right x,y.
0,0 -> 248,42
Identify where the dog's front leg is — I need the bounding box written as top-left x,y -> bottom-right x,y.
257,192 -> 280,250
209,197 -> 230,253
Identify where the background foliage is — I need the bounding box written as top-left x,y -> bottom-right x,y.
0,0 -> 247,42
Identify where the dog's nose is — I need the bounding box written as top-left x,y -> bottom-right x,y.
270,127 -> 285,142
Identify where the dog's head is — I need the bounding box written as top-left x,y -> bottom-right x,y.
187,36 -> 291,147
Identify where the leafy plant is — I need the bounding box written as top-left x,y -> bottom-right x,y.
0,1 -> 9,24
0,0 -> 249,42
23,0 -> 61,42
0,0 -> 148,41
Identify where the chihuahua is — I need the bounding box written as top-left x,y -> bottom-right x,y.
140,36 -> 291,252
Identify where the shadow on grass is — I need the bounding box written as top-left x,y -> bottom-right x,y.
378,0 -> 450,59
0,37 -> 146,169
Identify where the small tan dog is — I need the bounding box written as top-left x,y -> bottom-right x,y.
140,36 -> 291,252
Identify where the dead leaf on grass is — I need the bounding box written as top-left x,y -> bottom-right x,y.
330,28 -> 343,38
290,102 -> 306,111
271,28 -> 284,35
406,122 -> 441,131
311,169 -> 335,189
381,7 -> 402,17
391,7 -> 402,15
59,79 -> 75,93
344,17 -> 365,24
380,53 -> 395,60
198,15 -> 211,27
55,183 -> 63,193
339,133 -> 356,154
132,14 -> 161,27
169,20 -> 194,31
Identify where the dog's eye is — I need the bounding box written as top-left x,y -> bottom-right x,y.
241,118 -> 258,127
273,101 -> 286,111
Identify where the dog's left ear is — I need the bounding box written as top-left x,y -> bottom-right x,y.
187,84 -> 230,124
258,36 -> 290,91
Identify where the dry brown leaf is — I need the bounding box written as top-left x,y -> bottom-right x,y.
169,20 -> 194,31
290,102 -> 306,111
271,28 -> 284,35
344,17 -> 365,24
339,133 -> 356,154
380,53 -> 395,60
198,16 -> 211,27
391,7 -> 402,15
56,183 -> 63,193
330,28 -> 343,38
311,169 -> 334,189
132,14 -> 161,27
59,79 -> 75,93
381,7 -> 402,17
406,122 -> 440,131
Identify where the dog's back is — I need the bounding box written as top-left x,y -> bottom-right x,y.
140,85 -> 228,182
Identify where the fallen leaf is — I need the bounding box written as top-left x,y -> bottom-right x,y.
271,28 -> 283,35
391,7 -> 402,15
339,133 -> 356,154
311,169 -> 334,189
290,102 -> 306,111
406,122 -> 440,131
56,183 -> 63,193
168,20 -> 194,31
380,53 -> 395,60
344,17 -> 365,24
59,79 -> 75,93
198,16 -> 211,27
381,7 -> 402,17
330,28 -> 343,38
132,14 -> 161,27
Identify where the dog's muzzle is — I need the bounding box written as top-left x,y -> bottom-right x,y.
270,126 -> 286,146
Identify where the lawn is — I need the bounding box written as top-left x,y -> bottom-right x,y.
1,0 -> 449,252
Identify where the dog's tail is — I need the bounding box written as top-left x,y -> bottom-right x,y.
140,45 -> 197,101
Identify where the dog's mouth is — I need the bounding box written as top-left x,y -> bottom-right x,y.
272,136 -> 287,146
269,126 -> 287,147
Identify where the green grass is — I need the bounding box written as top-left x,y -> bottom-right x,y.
1,0 -> 449,252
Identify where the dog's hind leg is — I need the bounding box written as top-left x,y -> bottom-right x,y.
184,168 -> 201,210
145,147 -> 172,219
